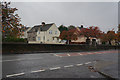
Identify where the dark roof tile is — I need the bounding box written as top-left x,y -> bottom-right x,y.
28,23 -> 54,33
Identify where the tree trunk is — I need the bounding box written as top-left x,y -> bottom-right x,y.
109,41 -> 111,45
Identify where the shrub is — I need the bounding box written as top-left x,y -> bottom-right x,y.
3,37 -> 27,42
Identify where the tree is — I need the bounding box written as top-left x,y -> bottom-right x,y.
59,28 -> 79,44
118,24 -> 120,32
106,31 -> 116,45
117,32 -> 120,42
100,32 -> 108,44
58,25 -> 68,33
68,25 -> 75,30
80,26 -> 102,39
79,26 -> 102,45
2,2 -> 24,39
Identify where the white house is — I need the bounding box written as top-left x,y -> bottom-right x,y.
20,27 -> 32,39
27,22 -> 61,44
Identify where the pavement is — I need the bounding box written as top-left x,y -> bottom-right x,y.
1,49 -> 119,79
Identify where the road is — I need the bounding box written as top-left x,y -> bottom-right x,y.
2,49 -> 119,79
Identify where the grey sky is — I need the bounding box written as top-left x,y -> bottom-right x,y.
11,2 -> 118,32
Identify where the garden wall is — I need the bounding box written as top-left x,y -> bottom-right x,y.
2,42 -> 120,54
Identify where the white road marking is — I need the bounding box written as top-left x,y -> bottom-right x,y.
5,61 -> 94,77
76,63 -> 83,66
3,59 -> 22,62
94,52 -> 99,54
54,54 -> 59,56
31,69 -> 45,73
90,75 -> 97,78
2,58 -> 43,62
78,53 -> 83,55
87,53 -> 94,54
50,67 -> 61,70
67,54 -> 71,56
85,62 -> 92,64
6,73 -> 25,77
64,65 -> 74,68
54,54 -> 62,57
59,56 -> 62,57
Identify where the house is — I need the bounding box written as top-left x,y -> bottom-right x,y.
71,25 -> 101,45
27,22 -> 61,44
20,27 -> 32,39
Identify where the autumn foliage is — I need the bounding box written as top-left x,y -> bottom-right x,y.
100,30 -> 118,45
80,26 -> 102,39
116,32 -> 120,42
2,2 -> 24,39
59,28 -> 79,41
59,26 -> 102,42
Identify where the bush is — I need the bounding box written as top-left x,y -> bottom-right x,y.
3,37 -> 27,42
102,42 -> 106,45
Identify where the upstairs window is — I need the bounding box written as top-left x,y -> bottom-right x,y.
38,37 -> 40,41
49,30 -> 52,34
55,31 -> 57,34
39,31 -> 40,34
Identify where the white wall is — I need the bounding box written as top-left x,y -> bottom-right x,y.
46,23 -> 60,43
36,23 -> 60,44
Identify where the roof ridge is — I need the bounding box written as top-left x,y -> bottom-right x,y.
34,23 -> 54,27
28,23 -> 54,33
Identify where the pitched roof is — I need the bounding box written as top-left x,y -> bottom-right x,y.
28,23 -> 54,33
24,27 -> 30,31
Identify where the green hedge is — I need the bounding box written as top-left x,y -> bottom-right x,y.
3,37 -> 27,42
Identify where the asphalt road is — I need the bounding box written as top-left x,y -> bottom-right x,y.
2,49 -> 119,79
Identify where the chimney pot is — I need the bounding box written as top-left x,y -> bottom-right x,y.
42,22 -> 45,26
81,25 -> 83,28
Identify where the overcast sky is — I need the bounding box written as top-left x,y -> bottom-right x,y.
11,2 -> 118,32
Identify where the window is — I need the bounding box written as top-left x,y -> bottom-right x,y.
38,37 -> 40,41
55,31 -> 57,34
39,31 -> 40,34
43,36 -> 45,40
49,30 -> 52,34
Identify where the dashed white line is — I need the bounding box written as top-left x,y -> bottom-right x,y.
3,59 -> 22,62
54,54 -> 59,57
64,65 -> 74,68
50,67 -> 61,70
5,61 -> 94,78
6,73 -> 25,77
67,54 -> 71,56
94,52 -> 99,54
90,75 -> 97,78
85,62 -> 92,64
54,54 -> 62,57
31,69 -> 45,73
76,63 -> 83,66
78,53 -> 83,55
2,58 -> 44,62
87,53 -> 94,54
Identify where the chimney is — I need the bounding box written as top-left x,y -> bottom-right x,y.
81,24 -> 83,28
42,22 -> 45,26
